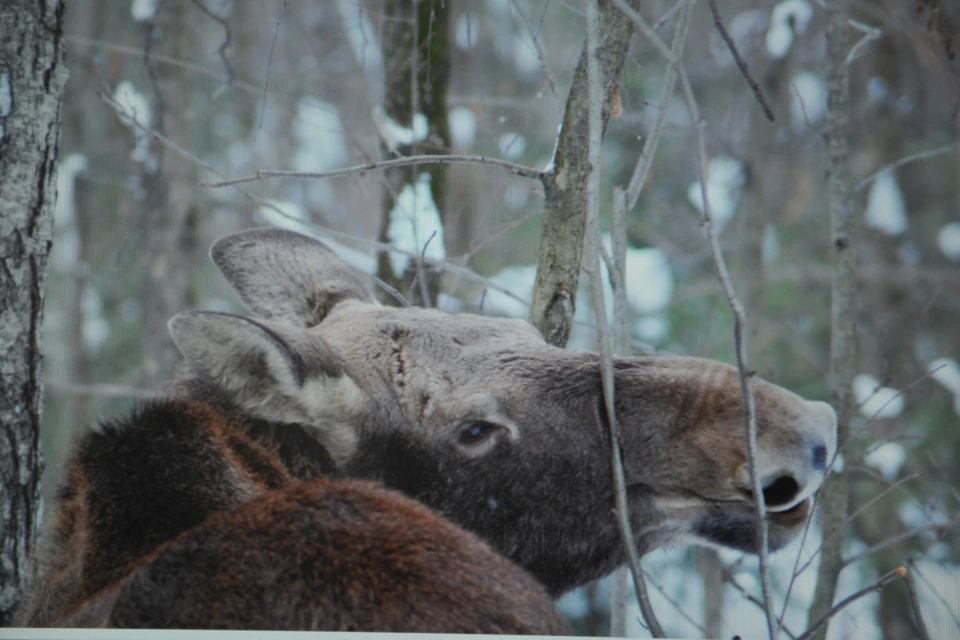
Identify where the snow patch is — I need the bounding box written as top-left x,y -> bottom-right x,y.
687,156 -> 745,232
113,81 -> 152,164
864,442 -> 906,481
791,71 -> 827,128
293,98 -> 348,173
936,222 -> 960,260
853,373 -> 904,419
372,106 -> 428,148
335,0 -> 383,105
131,0 -> 159,21
498,132 -> 526,160
449,106 -> 477,150
929,357 -> 960,395
482,264 -> 536,319
454,13 -> 480,51
865,170 -> 907,236
387,173 -> 444,275
766,0 -> 812,58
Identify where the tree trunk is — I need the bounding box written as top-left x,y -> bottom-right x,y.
0,0 -> 67,625
808,0 -> 857,637
376,0 -> 451,307
528,0 -> 638,348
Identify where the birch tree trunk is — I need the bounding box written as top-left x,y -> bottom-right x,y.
808,1 -> 856,637
0,0 -> 67,625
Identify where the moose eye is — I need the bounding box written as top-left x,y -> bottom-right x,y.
458,421 -> 500,446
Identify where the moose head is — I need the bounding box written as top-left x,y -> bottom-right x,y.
169,227 -> 837,597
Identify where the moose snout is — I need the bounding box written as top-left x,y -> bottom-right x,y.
735,399 -> 839,513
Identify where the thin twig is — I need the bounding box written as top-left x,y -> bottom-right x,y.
722,564 -> 798,640
792,473 -> 922,583
204,154 -> 543,188
584,2 -> 664,636
843,516 -> 960,567
707,0 -> 775,122
904,561 -> 934,640
855,143 -> 960,191
681,74 -> 775,639
259,0 -> 287,130
796,567 -> 906,640
407,229 -> 437,307
614,0 -> 694,213
190,0 -> 234,87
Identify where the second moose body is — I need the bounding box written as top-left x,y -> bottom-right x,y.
20,228 -> 837,631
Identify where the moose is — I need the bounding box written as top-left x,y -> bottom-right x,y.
18,228 -> 837,631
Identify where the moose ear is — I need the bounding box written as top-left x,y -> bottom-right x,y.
168,311 -> 362,461
210,228 -> 374,328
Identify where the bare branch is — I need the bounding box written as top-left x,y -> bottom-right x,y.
204,155 -> 543,188
843,516 -> 960,567
797,568 -> 906,640
707,0 -> 775,122
190,0 -> 234,87
678,70 -> 776,639
583,1 -> 664,636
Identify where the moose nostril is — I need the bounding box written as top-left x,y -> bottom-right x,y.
812,444 -> 828,472
762,475 -> 802,508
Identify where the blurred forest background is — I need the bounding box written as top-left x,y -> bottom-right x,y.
32,0 -> 959,637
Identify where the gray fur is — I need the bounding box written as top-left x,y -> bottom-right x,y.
175,228 -> 839,595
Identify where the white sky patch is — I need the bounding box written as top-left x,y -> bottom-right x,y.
868,76 -> 890,102
766,0 -> 813,58
449,106 -> 477,150
936,222 -> 960,260
387,173 -> 444,275
687,156 -> 745,233
335,0 -> 384,106
112,81 -> 152,164
498,132 -> 526,160
483,264 -> 536,318
791,71 -> 827,129
865,170 -> 907,236
454,13 -> 480,50
372,106 -> 428,149
853,373 -> 904,419
864,442 -> 906,481
131,0 -> 159,22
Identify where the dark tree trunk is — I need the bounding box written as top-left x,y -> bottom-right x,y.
0,0 -> 67,625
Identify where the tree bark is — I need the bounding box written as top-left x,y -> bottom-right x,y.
529,0 -> 638,347
808,1 -> 856,638
376,0 -> 451,307
0,0 -> 67,625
